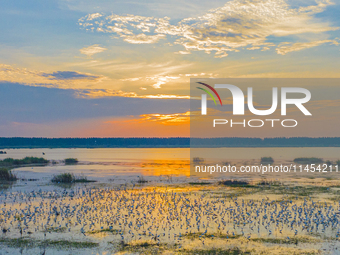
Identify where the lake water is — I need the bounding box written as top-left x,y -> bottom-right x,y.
1,148 -> 340,254
1,147 -> 340,191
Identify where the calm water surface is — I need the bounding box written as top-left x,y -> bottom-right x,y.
1,147 -> 339,191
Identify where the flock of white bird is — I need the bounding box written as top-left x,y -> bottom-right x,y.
0,187 -> 340,247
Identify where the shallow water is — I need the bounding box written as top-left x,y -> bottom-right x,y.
1,148 -> 340,254
1,147 -> 340,192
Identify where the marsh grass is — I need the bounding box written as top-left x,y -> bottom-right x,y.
181,248 -> 249,255
0,237 -> 99,249
293,157 -> 323,164
260,157 -> 274,164
251,236 -> 320,244
87,228 -> 119,234
254,184 -> 330,197
189,182 -> 212,185
218,180 -> 253,187
51,173 -> 95,183
257,180 -> 281,186
64,158 -> 78,165
0,167 -> 17,181
137,176 -> 148,183
118,240 -> 169,254
193,157 -> 204,164
0,157 -> 48,167
43,227 -> 67,233
184,232 -> 242,240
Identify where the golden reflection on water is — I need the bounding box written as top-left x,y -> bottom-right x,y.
139,160 -> 190,177
1,184 -> 338,254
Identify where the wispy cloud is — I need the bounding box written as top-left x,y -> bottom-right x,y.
139,111 -> 190,124
119,72 -> 216,89
0,64 -> 106,89
80,44 -> 107,57
0,64 -> 193,99
276,40 -> 339,55
79,0 -> 339,57
75,89 -> 190,99
123,34 -> 166,44
42,71 -> 99,80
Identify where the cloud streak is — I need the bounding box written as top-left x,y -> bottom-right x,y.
80,44 -> 107,57
79,0 -> 339,57
0,64 -> 105,89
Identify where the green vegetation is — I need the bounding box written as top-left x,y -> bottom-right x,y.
193,157 -> 204,164
252,236 -> 319,244
293,157 -> 323,164
64,158 -> 78,164
0,237 -> 99,249
51,173 -> 95,183
325,160 -> 333,166
184,232 -> 241,240
118,240 -> 162,252
87,228 -> 119,234
218,180 -> 252,187
189,182 -> 212,185
0,167 -> 17,181
257,180 -> 281,186
137,176 -> 148,183
337,160 -> 340,166
0,157 -> 48,167
182,248 -> 248,255
43,227 -> 67,233
260,157 -> 274,164
255,184 -> 329,197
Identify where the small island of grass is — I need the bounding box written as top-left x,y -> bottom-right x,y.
64,158 -> 78,165
260,157 -> 274,164
0,167 -> 17,181
51,173 -> 95,183
293,157 -> 323,164
0,157 -> 48,167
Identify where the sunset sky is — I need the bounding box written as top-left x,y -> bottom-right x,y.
0,0 -> 340,137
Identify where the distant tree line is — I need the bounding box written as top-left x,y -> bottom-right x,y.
190,137 -> 340,147
0,137 -> 339,148
0,137 -> 190,148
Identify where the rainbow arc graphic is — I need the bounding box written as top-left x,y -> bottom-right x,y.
196,82 -> 223,106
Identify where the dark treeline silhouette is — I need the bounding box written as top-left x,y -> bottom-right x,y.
0,137 -> 339,148
191,137 -> 340,147
0,137 -> 189,148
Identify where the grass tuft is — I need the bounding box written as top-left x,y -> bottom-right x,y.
64,158 -> 78,165
293,157 -> 323,164
51,173 -> 95,183
0,167 -> 17,181
260,157 -> 274,164
218,180 -> 251,187
0,237 -> 99,249
0,157 -> 48,167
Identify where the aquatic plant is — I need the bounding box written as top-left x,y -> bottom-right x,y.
51,173 -> 94,183
293,157 -> 323,164
218,180 -> 250,187
0,157 -> 48,166
0,167 -> 17,181
64,158 -> 78,164
193,157 -> 204,164
137,176 -> 148,183
260,157 -> 274,164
